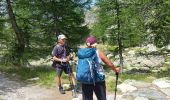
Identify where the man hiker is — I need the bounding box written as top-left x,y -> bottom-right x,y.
52,34 -> 77,97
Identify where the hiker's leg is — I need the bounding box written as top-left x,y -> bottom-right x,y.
64,65 -> 77,87
82,83 -> 94,100
56,76 -> 62,87
70,73 -> 76,85
56,67 -> 63,86
94,81 -> 106,100
56,67 -> 65,94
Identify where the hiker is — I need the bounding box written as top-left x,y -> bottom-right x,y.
52,34 -> 77,96
76,36 -> 120,100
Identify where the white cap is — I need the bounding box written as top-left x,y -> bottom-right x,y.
58,34 -> 66,40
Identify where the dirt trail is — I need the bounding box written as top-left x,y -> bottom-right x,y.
0,72 -> 74,100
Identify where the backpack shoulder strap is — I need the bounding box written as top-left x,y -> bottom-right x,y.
96,50 -> 102,63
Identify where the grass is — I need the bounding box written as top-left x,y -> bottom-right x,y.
106,70 -> 170,92
0,64 -> 75,87
119,73 -> 155,82
156,68 -> 170,78
106,73 -> 154,92
0,65 -> 56,86
0,64 -> 170,92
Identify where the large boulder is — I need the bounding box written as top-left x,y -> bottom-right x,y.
118,83 -> 137,93
146,44 -> 157,52
152,78 -> 170,88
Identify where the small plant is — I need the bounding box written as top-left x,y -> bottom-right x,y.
106,79 -> 116,92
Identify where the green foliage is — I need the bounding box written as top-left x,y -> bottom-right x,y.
0,0 -> 92,65
12,0 -> 91,46
92,0 -> 169,48
92,0 -> 147,47
143,0 -> 170,47
156,68 -> 170,78
119,73 -> 154,82
106,45 -> 118,53
106,79 -> 116,92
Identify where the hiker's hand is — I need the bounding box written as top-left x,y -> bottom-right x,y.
51,58 -> 54,61
115,67 -> 120,74
66,56 -> 72,61
61,58 -> 68,62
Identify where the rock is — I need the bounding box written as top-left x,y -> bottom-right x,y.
112,61 -> 120,66
107,54 -> 114,59
146,44 -> 157,52
27,77 -> 40,81
142,60 -> 154,67
122,80 -> 151,88
166,44 -> 170,50
121,94 -> 134,100
117,83 -> 137,93
12,73 -> 16,76
62,84 -> 70,90
129,88 -> 167,100
164,62 -> 170,65
134,96 -> 149,100
107,95 -> 122,100
151,70 -> 159,73
29,56 -> 53,66
160,88 -> 170,97
128,50 -> 135,56
152,78 -> 170,88
123,79 -> 136,85
166,96 -> 170,100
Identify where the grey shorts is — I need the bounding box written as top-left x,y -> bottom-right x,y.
55,63 -> 73,76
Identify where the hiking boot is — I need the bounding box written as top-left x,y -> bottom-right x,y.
59,87 -> 65,94
69,84 -> 74,90
76,89 -> 82,94
72,85 -> 81,93
72,90 -> 78,98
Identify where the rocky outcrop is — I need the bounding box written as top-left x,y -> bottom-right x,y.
109,44 -> 170,73
116,78 -> 170,100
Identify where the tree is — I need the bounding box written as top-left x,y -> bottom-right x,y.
134,0 -> 170,47
1,0 -> 91,65
92,0 -> 147,72
6,0 -> 25,53
149,0 -> 170,47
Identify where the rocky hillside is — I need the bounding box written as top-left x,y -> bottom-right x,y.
109,44 -> 170,73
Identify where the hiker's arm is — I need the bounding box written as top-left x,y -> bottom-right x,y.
66,55 -> 73,61
52,56 -> 64,62
53,55 -> 71,62
98,50 -> 120,73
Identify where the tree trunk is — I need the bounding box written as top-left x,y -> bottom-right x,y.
116,0 -> 123,73
6,0 -> 25,53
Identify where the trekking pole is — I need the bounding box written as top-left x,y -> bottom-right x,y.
114,73 -> 119,100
